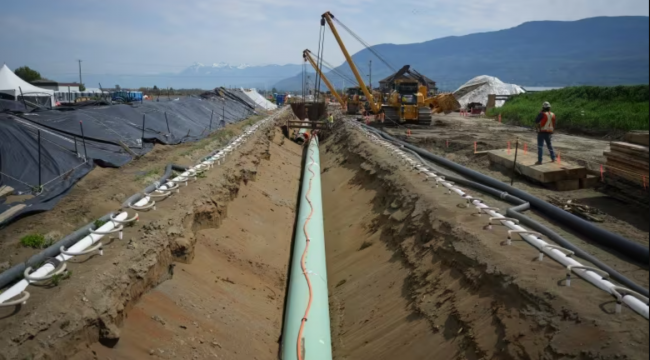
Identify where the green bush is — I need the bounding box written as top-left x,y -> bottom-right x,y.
488,85 -> 650,133
20,234 -> 46,249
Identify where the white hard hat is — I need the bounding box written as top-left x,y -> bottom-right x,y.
543,101 -> 551,108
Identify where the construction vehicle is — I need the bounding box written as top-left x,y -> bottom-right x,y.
344,87 -> 363,115
380,65 -> 460,126
303,49 -> 347,110
321,12 -> 382,119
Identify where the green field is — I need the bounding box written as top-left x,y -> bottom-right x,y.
488,85 -> 650,133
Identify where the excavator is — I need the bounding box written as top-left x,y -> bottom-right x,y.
321,11 -> 382,120
303,49 -> 347,110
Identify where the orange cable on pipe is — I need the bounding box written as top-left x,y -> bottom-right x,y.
297,141 -> 316,360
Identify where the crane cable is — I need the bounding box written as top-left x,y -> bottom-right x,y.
296,139 -> 317,360
310,52 -> 359,87
314,25 -> 325,101
316,30 -> 326,100
331,17 -> 397,73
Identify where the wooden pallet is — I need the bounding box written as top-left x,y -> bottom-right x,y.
0,185 -> 14,201
487,149 -> 588,190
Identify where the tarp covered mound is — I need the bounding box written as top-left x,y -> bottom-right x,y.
0,94 -> 258,226
231,88 -> 265,111
454,75 -> 524,108
242,88 -> 277,110
0,115 -> 94,226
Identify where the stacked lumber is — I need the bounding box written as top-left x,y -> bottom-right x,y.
604,136 -> 649,186
602,132 -> 649,206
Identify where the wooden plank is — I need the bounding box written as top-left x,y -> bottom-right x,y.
579,174 -> 599,189
609,146 -> 649,160
0,204 -> 26,223
548,179 -> 581,191
487,149 -> 587,183
624,131 -> 649,147
0,185 -> 14,201
604,151 -> 649,170
606,159 -> 648,174
611,141 -> 649,154
606,160 -> 648,183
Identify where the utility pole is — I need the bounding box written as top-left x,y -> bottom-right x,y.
78,60 -> 83,86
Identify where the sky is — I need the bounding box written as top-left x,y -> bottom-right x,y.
1,0 -> 648,79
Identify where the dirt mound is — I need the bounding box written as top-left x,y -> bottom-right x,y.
321,122 -> 648,360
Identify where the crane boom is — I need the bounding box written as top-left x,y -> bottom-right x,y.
303,49 -> 347,109
321,11 -> 380,114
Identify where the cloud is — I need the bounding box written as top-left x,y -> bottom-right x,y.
0,0 -> 647,79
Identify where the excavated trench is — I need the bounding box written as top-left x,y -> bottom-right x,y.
319,125 -> 649,360
2,118 -> 647,360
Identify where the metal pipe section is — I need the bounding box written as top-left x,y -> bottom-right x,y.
359,123 -> 649,264
352,122 -> 649,320
282,137 -> 333,360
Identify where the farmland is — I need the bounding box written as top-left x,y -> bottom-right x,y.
489,85 -> 650,134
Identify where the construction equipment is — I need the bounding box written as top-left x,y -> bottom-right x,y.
380,65 -> 459,126
428,93 -> 461,114
321,12 -> 381,118
303,49 -> 347,110
344,87 -> 363,115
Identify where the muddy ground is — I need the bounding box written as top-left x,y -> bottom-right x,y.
0,108 -> 648,360
382,114 -> 649,253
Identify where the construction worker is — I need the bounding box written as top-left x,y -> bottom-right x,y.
535,101 -> 557,165
327,112 -> 334,129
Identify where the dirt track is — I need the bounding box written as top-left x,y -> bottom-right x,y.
0,108 -> 648,360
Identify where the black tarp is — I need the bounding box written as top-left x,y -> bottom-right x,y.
0,115 -> 94,226
0,91 -> 259,227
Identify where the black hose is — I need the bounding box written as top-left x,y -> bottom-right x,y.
395,144 -> 649,297
361,123 -> 649,264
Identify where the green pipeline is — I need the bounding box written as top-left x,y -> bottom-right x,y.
282,137 -> 333,360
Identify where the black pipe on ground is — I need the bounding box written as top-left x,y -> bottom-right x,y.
361,123 -> 649,264
394,144 -> 649,297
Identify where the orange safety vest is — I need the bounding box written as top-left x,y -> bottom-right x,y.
539,111 -> 556,133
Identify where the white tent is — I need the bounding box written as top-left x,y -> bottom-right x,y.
454,75 -> 524,109
241,88 -> 277,110
0,64 -> 55,107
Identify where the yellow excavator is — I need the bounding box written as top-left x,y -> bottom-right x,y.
303,49 -> 347,110
321,11 -> 382,119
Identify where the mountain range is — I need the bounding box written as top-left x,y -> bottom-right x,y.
54,16 -> 649,91
274,16 -> 650,92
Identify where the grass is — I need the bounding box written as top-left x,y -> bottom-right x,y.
19,234 -> 47,249
93,219 -> 107,229
51,270 -> 72,287
488,85 -> 650,134
134,168 -> 162,182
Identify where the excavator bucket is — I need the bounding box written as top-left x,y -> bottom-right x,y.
430,93 -> 461,114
